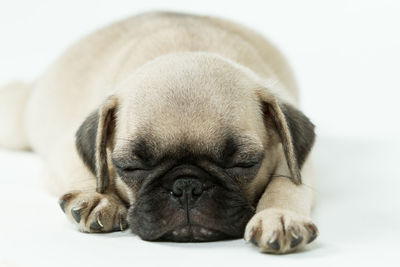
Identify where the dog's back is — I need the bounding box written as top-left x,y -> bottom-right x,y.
0,12 -> 297,156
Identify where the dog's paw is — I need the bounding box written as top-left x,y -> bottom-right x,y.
244,208 -> 318,254
59,191 -> 128,233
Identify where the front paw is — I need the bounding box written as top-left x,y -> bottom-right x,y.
59,191 -> 128,233
244,208 -> 318,254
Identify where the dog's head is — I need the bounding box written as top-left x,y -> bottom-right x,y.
75,53 -> 315,241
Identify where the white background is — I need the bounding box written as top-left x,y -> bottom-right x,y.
0,1 -> 399,267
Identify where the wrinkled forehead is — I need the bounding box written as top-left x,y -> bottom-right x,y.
114,129 -> 264,164
114,53 -> 265,154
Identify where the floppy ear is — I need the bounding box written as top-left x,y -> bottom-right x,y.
75,96 -> 118,193
259,91 -> 315,185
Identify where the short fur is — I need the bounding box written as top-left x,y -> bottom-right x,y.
0,12 -> 318,253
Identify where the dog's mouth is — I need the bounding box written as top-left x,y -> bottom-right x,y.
159,224 -> 230,242
128,164 -> 255,242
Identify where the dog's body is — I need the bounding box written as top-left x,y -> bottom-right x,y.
0,12 -> 317,253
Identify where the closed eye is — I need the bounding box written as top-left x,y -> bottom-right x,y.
228,151 -> 264,169
231,162 -> 258,168
112,158 -> 150,175
119,166 -> 142,172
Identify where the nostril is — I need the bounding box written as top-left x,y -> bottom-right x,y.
172,189 -> 182,197
171,178 -> 204,198
192,186 -> 203,196
172,182 -> 183,197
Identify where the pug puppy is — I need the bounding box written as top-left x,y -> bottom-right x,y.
0,12 -> 318,253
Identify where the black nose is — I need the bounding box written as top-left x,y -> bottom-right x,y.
172,178 -> 203,202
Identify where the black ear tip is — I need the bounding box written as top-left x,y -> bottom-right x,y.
281,102 -> 316,169
75,110 -> 99,175
263,98 -> 315,183
75,96 -> 118,194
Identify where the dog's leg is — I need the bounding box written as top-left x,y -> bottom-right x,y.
0,81 -> 32,150
244,158 -> 318,253
45,135 -> 129,233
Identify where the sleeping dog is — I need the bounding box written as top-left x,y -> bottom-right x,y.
0,12 -> 318,253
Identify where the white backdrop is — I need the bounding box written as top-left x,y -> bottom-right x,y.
0,1 -> 399,267
1,0 -> 399,139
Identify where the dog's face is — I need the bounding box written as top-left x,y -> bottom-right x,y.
75,53 -> 315,241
